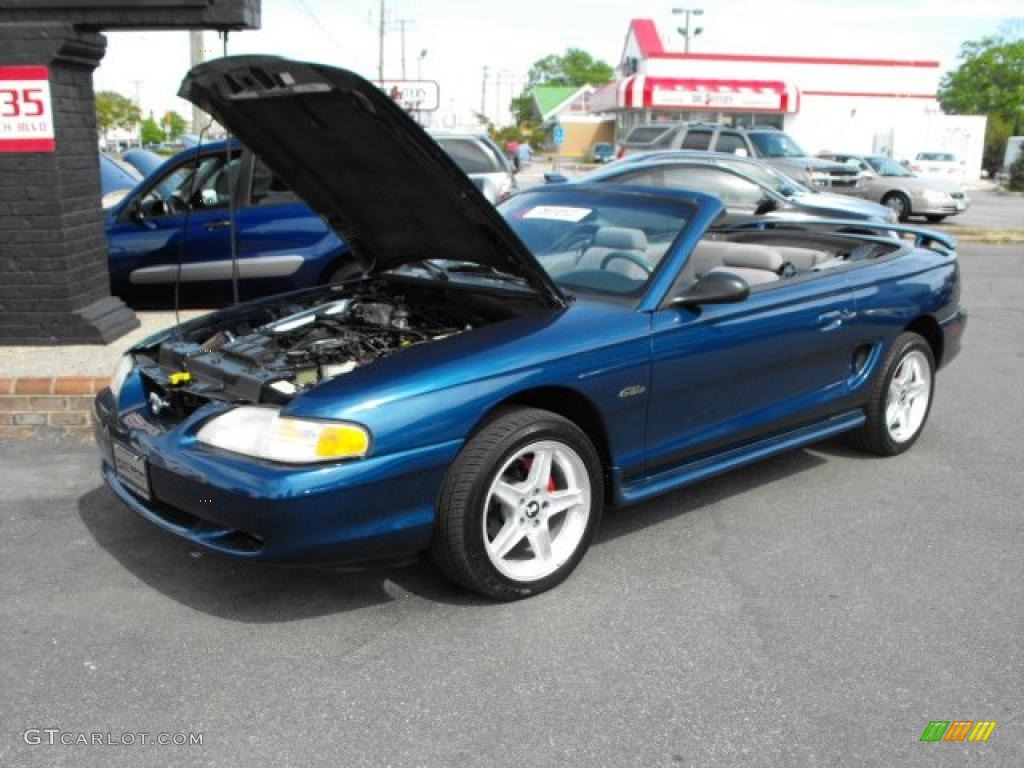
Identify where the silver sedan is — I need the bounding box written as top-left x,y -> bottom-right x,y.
820,153 -> 969,223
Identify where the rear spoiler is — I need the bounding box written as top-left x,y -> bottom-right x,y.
722,219 -> 957,252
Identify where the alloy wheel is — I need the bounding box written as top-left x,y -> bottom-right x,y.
481,440 -> 591,582
885,349 -> 931,443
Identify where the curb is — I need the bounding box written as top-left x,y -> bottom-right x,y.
0,376 -> 109,439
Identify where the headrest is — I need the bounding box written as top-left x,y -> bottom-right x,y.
721,244 -> 783,272
593,226 -> 648,251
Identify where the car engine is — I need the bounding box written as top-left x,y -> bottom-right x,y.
143,288 -> 475,410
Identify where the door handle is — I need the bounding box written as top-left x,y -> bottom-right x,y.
203,220 -> 231,231
817,310 -> 843,331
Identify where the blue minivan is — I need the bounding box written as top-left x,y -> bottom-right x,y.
106,140 -> 351,308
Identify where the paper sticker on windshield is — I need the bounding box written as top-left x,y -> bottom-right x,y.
523,205 -> 591,223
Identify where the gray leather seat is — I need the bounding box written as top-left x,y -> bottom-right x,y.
691,240 -> 784,285
578,227 -> 650,279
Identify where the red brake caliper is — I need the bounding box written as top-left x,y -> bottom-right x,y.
521,455 -> 557,491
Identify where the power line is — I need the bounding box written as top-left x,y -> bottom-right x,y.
293,0 -> 348,54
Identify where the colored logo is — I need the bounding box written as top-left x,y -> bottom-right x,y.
920,721 -> 996,742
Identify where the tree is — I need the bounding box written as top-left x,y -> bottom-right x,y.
140,115 -> 165,146
161,110 -> 188,140
526,49 -> 615,88
939,34 -> 1024,174
511,48 -> 614,125
95,90 -> 141,138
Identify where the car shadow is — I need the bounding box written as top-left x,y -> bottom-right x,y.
78,441 -> 843,620
77,486 -> 487,621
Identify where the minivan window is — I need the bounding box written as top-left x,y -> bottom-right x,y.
653,127 -> 680,148
715,132 -> 746,154
436,138 -> 499,175
626,125 -> 673,144
249,157 -> 299,206
680,130 -> 712,150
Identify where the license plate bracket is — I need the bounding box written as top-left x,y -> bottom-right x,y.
113,442 -> 151,500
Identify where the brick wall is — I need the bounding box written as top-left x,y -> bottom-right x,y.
0,376 -> 108,440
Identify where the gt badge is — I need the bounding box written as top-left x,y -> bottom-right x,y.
618,385 -> 647,398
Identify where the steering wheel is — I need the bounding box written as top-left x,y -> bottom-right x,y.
600,250 -> 653,275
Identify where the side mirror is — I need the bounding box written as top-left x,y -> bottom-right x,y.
754,196 -> 778,215
672,271 -> 750,308
543,172 -> 569,184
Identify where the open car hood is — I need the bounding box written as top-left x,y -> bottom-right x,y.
178,56 -> 565,306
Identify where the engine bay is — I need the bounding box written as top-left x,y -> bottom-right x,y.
135,281 -> 503,414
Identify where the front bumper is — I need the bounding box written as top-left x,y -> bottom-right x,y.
915,196 -> 969,216
93,385 -> 461,564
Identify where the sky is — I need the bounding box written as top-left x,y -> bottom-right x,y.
93,0 -> 1020,130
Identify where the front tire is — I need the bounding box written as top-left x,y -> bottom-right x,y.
882,192 -> 911,222
925,214 -> 947,223
847,332 -> 935,456
432,408 -> 603,600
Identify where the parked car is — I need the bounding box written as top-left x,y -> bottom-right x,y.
95,57 -> 966,600
590,142 -> 616,163
619,123 -> 862,193
106,140 -> 351,308
120,148 -> 166,179
99,152 -> 142,209
911,151 -> 966,184
429,131 -> 518,202
585,151 -> 897,230
819,152 -> 969,222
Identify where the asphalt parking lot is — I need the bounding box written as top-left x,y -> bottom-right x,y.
1,242 -> 1021,768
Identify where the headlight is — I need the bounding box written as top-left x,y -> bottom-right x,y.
110,354 -> 134,398
196,406 -> 370,463
921,189 -> 949,203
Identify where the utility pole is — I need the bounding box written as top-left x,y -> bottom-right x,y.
130,79 -> 143,147
377,0 -> 385,82
672,7 -> 704,53
188,29 -> 207,132
395,17 -> 415,80
481,65 -> 489,122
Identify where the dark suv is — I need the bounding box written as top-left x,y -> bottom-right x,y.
620,123 -> 862,193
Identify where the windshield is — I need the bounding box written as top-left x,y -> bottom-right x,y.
865,156 -> 913,177
498,188 -> 694,298
748,132 -> 807,158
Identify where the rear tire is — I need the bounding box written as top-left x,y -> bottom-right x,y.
847,332 -> 935,456
882,192 -> 911,222
431,407 -> 603,600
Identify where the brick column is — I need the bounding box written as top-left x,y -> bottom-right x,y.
0,22 -> 138,344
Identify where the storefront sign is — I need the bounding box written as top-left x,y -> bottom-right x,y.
378,80 -> 440,112
651,86 -> 782,111
0,66 -> 55,153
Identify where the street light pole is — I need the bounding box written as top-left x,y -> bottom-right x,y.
672,7 -> 704,53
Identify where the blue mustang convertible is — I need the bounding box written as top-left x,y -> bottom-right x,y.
93,57 -> 967,600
